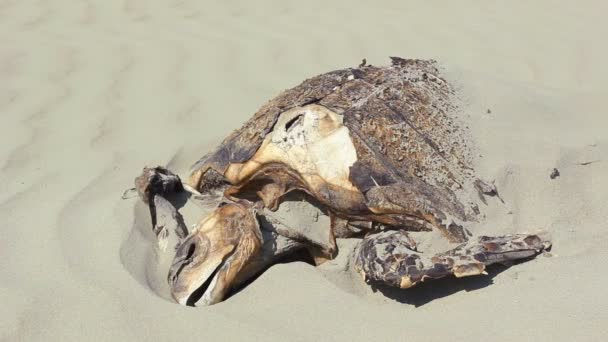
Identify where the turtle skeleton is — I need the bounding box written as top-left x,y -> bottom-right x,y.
132,57 -> 550,306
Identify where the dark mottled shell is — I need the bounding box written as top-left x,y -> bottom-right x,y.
191,57 -> 481,224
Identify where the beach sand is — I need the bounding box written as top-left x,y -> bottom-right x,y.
2,1 -> 607,340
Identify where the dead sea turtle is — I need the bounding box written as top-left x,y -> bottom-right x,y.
133,57 -> 550,306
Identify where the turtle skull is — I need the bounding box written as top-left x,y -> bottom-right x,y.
168,202 -> 261,306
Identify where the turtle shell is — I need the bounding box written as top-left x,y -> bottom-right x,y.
189,57 -> 484,230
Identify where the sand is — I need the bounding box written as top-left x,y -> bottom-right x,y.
2,1 -> 607,341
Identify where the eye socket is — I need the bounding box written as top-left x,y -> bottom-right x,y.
284,114 -> 304,132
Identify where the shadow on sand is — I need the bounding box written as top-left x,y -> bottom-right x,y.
370,264 -> 511,307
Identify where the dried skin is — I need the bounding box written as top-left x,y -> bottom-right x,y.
134,167 -> 187,249
355,231 -> 551,288
168,201 -> 262,306
135,166 -> 183,204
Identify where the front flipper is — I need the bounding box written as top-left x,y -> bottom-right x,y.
355,230 -> 551,289
134,166 -> 190,250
